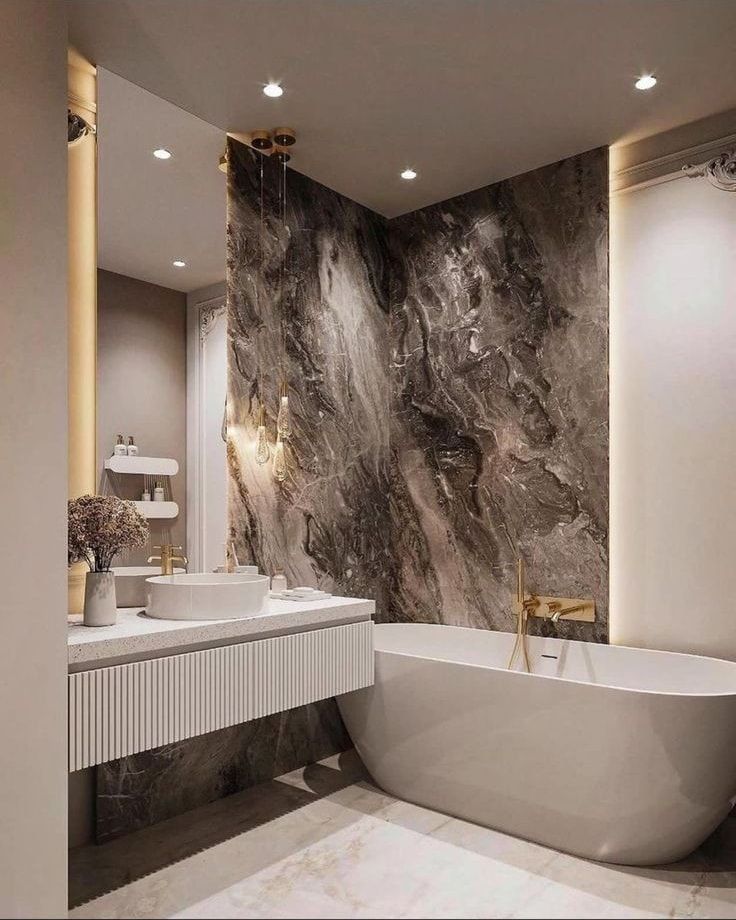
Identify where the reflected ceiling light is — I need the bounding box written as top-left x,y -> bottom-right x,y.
172,259 -> 186,268
153,147 -> 172,159
263,82 -> 284,98
401,168 -> 417,180
635,74 -> 657,90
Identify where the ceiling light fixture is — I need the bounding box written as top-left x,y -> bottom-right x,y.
153,147 -> 172,159
635,74 -> 657,91
401,168 -> 417,180
172,260 -> 186,268
263,82 -> 283,98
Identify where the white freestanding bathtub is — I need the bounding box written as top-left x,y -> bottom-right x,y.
338,623 -> 736,866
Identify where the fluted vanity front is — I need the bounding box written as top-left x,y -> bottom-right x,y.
68,596 -> 374,772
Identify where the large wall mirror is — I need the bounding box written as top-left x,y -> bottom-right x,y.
96,69 -> 228,601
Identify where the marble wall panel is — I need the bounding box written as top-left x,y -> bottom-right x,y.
96,700 -> 349,841
388,147 -> 609,640
226,140 -> 392,609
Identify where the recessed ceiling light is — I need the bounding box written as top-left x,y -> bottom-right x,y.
635,74 -> 657,91
172,260 -> 186,268
153,148 -> 172,159
401,168 -> 417,180
263,82 -> 284,98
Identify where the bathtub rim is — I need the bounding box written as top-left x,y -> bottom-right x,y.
370,622 -> 736,699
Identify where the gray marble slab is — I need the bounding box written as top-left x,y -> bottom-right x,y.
226,140 -> 392,614
388,147 -> 609,641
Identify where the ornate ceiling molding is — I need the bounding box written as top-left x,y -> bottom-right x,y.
198,298 -> 226,343
682,149 -> 736,191
611,131 -> 736,194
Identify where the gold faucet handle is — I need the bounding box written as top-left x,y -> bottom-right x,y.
152,544 -> 183,558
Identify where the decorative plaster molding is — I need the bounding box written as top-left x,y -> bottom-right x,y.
611,131 -> 736,194
199,298 -> 226,343
682,149 -> 736,191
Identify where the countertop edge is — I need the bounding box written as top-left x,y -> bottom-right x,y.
68,598 -> 375,670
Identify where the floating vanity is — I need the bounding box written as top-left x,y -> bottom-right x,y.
67,596 -> 374,772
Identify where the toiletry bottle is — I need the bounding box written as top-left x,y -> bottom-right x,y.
271,570 -> 288,593
153,481 -> 165,502
126,436 -> 139,457
141,488 -> 151,502
113,434 -> 127,456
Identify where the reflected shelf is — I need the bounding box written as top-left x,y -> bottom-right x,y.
104,456 -> 179,476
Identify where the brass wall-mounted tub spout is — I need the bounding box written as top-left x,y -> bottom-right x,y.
547,600 -> 593,623
507,560 -> 596,673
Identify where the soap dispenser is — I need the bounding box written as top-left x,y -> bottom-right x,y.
113,434 -> 127,456
271,570 -> 288,593
153,481 -> 165,502
126,436 -> 139,457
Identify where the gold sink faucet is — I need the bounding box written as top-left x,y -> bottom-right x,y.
148,544 -> 188,576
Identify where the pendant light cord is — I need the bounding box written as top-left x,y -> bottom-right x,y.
281,154 -> 287,389
258,153 -> 265,416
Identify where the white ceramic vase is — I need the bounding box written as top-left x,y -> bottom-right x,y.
83,571 -> 117,627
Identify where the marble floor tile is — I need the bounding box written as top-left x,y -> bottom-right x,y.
69,751 -> 736,920
171,817 -> 547,920
519,851 -> 707,919
431,816 -> 560,875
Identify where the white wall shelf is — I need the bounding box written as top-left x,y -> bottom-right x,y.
133,500 -> 178,519
105,456 -> 179,476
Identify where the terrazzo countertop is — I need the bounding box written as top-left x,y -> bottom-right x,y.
68,596 -> 374,671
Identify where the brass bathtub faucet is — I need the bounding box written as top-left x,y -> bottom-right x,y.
531,595 -> 596,623
508,558 -> 596,673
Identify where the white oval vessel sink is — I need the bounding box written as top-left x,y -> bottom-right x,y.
146,573 -> 270,620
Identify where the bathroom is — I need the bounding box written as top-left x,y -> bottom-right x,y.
2,1 -> 736,917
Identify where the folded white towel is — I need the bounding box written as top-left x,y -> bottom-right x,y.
270,589 -> 332,601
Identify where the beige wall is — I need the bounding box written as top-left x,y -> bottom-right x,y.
97,269 -> 188,564
610,142 -> 736,658
0,1 -> 69,916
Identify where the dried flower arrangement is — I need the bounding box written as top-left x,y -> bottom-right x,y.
68,494 -> 149,573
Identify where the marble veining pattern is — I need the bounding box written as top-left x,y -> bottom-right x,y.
96,702 -> 350,842
226,139 -> 391,609
389,148 -> 609,640
95,145 -> 609,840
72,750 -> 736,919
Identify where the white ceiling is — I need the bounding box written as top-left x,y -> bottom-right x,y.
70,0 -> 736,220
97,69 -> 226,293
